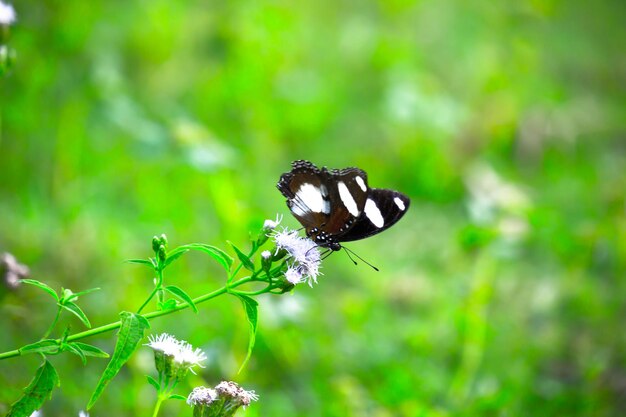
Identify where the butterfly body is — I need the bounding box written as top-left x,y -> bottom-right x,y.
277,160 -> 410,251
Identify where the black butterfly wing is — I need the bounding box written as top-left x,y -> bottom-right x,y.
321,166 -> 369,235
335,188 -> 410,242
277,161 -> 331,231
277,160 -> 369,237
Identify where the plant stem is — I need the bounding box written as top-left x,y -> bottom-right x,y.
137,285 -> 160,314
42,306 -> 62,339
0,276 -> 255,360
152,394 -> 165,417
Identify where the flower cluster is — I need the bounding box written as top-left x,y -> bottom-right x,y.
145,333 -> 206,379
187,381 -> 258,417
273,228 -> 322,286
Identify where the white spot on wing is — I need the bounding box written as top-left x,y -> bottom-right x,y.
296,183 -> 329,213
337,181 -> 359,216
364,198 -> 384,228
394,197 -> 406,211
355,176 -> 367,192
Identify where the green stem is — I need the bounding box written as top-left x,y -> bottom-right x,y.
42,306 -> 62,339
137,285 -> 160,314
152,394 -> 165,417
0,276 -> 255,360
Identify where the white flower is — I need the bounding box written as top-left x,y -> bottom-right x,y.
273,228 -> 322,286
263,213 -> 282,231
284,266 -> 303,284
261,250 -> 272,260
146,333 -> 180,356
0,1 -> 16,25
215,381 -> 259,407
78,411 -> 89,417
146,333 -> 207,374
29,411 -> 42,417
187,386 -> 218,406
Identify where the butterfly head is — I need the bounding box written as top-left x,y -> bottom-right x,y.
307,227 -> 342,251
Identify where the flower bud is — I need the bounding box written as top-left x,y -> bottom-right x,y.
158,245 -> 167,263
152,235 -> 161,253
261,250 -> 272,273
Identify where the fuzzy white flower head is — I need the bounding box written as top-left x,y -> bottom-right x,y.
146,333 -> 180,356
175,340 -> 207,369
29,411 -> 42,417
0,1 -> 16,25
263,213 -> 283,231
78,411 -> 89,417
261,250 -> 272,260
215,381 -> 259,407
146,333 -> 207,375
273,228 -> 322,286
187,386 -> 218,406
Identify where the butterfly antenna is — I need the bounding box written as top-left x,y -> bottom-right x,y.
343,246 -> 379,271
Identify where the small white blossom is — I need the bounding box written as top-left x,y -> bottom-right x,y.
284,266 -> 303,284
0,1 -> 16,25
273,228 -> 322,286
78,411 -> 89,417
215,381 -> 259,407
146,333 -> 207,375
29,411 -> 42,417
261,250 -> 272,260
187,386 -> 218,406
146,333 -> 180,356
263,213 -> 283,231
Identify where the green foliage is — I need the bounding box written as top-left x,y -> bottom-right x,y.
87,312 -> 150,409
232,293 -> 259,374
7,360 -> 59,417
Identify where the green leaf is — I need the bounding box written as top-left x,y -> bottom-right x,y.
20,279 -> 59,301
169,394 -> 187,401
125,259 -> 155,267
60,301 -> 91,328
71,342 -> 109,358
228,241 -> 255,272
63,342 -> 87,365
162,249 -> 188,269
146,375 -> 160,391
7,360 -> 60,417
232,293 -> 258,373
169,244 -> 233,272
19,340 -> 60,356
164,285 -> 198,313
66,287 -> 100,302
87,312 -> 150,410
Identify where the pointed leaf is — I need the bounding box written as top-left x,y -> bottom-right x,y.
169,394 -> 187,400
162,249 -> 188,269
87,312 -> 150,409
169,244 -> 233,272
232,293 -> 258,373
60,301 -> 91,328
71,342 -> 109,358
63,342 -> 87,365
125,259 -> 154,268
164,285 -> 198,313
66,287 -> 100,302
228,241 -> 255,272
20,279 -> 59,301
19,340 -> 60,356
7,360 -> 60,417
146,375 -> 160,391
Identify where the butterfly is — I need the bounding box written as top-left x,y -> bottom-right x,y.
277,160 -> 410,253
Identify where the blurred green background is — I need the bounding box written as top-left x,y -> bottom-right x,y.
1,0 -> 625,416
